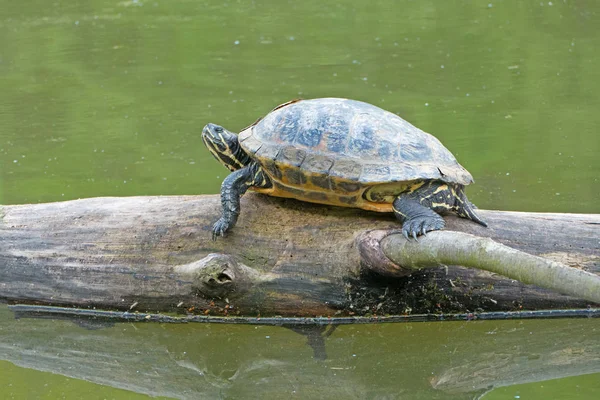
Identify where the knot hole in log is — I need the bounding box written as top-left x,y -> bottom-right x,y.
207,271 -> 233,285
174,253 -> 261,299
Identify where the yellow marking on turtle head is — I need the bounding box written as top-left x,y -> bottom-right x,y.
203,127 -> 247,171
218,131 -> 246,170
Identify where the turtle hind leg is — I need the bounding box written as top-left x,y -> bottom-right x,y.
392,181 -> 447,239
392,195 -> 446,240
392,180 -> 487,239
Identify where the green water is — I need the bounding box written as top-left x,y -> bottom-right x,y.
1,0 -> 599,398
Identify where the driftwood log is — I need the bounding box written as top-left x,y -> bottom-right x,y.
1,194 -> 599,317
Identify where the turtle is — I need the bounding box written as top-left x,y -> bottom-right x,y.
202,98 -> 487,240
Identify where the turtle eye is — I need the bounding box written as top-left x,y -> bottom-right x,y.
214,126 -> 224,133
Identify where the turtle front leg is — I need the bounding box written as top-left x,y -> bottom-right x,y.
212,162 -> 270,240
392,181 -> 450,240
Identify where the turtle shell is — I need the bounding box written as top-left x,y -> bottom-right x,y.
238,98 -> 473,191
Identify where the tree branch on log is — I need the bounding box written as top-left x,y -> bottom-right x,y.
358,230 -> 600,303
1,194 -> 598,317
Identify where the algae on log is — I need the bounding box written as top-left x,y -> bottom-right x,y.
0,194 -> 599,317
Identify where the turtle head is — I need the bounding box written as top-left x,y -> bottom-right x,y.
202,123 -> 251,171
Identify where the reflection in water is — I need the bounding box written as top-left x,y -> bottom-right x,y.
1,305 -> 599,399
283,324 -> 338,360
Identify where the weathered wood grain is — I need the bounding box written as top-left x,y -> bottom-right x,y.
1,194 -> 598,316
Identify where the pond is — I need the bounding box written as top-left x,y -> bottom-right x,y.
1,0 -> 599,398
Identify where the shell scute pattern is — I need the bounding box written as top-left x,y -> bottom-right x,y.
348,117 -> 376,153
239,133 -> 262,155
361,164 -> 391,182
277,146 -> 306,167
321,114 -> 349,153
310,174 -> 332,191
241,98 -> 473,187
298,128 -> 323,148
336,181 -> 362,193
397,131 -> 434,162
303,154 -> 335,174
284,168 -> 307,186
271,112 -> 300,144
324,127 -> 348,153
254,144 -> 279,161
377,144 -> 393,161
328,159 -> 362,181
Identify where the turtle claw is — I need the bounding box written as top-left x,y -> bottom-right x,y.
401,217 -> 445,240
419,220 -> 429,236
211,218 -> 230,241
401,219 -> 421,240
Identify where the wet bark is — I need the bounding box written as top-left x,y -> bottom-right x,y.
1,194 -> 599,316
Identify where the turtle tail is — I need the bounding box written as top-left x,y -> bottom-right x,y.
455,186 -> 488,227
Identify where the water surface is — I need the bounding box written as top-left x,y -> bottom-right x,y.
1,1 -> 599,398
